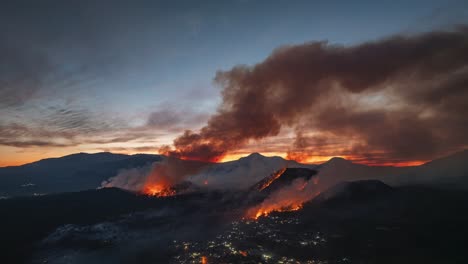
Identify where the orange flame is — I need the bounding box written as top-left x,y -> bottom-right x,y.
140,160 -> 182,197
141,172 -> 175,197
258,168 -> 287,191
142,183 -> 175,197
201,256 -> 208,264
248,177 -> 320,219
252,203 -> 303,219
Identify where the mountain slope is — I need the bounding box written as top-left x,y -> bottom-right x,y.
2,149 -> 467,198
386,150 -> 468,188
312,180 -> 394,205
252,167 -> 317,194
315,150 -> 468,190
0,152 -> 163,197
189,153 -> 316,190
0,152 -> 315,197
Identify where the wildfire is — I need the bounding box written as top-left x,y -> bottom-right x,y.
253,203 -> 303,219
257,168 -> 287,191
142,183 -> 175,197
248,176 -> 321,220
201,256 -> 208,264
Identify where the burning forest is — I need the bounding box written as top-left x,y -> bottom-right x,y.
102,27 -> 468,214
102,156 -> 324,222
94,27 -> 468,224
247,168 -> 320,219
2,2 -> 468,263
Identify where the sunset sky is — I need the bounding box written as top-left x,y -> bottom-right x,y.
1,0 -> 468,167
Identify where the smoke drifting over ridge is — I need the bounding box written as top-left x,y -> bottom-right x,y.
102,157 -> 210,195
163,27 -> 468,163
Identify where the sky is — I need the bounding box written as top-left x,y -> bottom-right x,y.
1,0 -> 468,166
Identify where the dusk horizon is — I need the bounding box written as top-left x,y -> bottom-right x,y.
1,1 -> 468,263
2,1 -> 468,167
5,149 -> 467,169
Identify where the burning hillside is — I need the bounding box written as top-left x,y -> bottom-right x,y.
142,183 -> 176,197
247,168 -> 320,219
255,168 -> 287,191
104,159 -> 321,217
253,167 -> 317,194
142,181 -> 195,197
102,157 -> 209,196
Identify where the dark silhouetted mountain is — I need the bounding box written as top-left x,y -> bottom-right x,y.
388,149 -> 468,188
294,182 -> 468,264
2,149 -> 467,198
316,150 -> 468,190
0,187 -> 219,264
312,180 -> 394,205
1,178 -> 468,263
1,152 -> 316,197
0,152 -> 163,197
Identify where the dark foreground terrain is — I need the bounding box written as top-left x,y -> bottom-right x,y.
1,180 -> 468,264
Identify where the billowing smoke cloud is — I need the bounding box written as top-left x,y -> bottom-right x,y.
101,164 -> 153,192
102,158 -> 209,193
163,27 -> 468,163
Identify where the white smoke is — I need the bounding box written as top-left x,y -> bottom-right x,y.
101,163 -> 156,192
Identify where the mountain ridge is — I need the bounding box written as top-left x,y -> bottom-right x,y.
1,149 -> 467,197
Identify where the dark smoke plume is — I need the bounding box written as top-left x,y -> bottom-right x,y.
162,27 -> 468,163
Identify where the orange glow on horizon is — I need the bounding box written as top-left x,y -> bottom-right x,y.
0,159 -> 30,167
354,160 -> 427,167
221,152 -> 428,167
0,149 -> 81,167
0,148 -> 428,168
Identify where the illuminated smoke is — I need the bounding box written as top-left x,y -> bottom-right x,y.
162,27 -> 468,163
247,177 -> 320,219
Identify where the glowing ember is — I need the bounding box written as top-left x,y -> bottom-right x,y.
253,203 -> 303,219
142,183 -> 175,197
239,250 -> 248,257
248,175 -> 321,220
